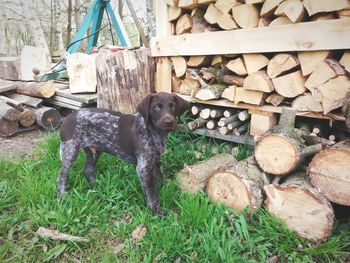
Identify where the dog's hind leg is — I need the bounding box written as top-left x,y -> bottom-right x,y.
83,147 -> 100,184
58,141 -> 80,198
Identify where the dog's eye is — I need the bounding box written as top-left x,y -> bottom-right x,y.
153,104 -> 161,112
169,102 -> 175,109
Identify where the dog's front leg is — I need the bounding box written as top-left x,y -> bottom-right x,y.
136,157 -> 165,215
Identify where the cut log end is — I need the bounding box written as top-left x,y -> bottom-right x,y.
0,118 -> 18,137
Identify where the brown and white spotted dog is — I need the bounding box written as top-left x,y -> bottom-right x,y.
58,92 -> 188,214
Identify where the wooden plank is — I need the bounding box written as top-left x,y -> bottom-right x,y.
192,127 -> 255,145
151,19 -> 350,56
54,88 -> 97,104
44,99 -> 82,110
50,95 -> 86,107
4,92 -> 42,108
175,93 -> 345,121
0,80 -> 17,93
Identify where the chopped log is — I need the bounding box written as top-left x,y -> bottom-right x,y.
179,82 -> 192,96
291,93 -> 323,112
171,76 -> 182,93
176,14 -> 193,35
309,142 -> 350,206
274,0 -> 304,23
0,101 -> 21,121
223,109 -> 236,117
66,53 -> 97,93
267,53 -> 300,78
221,85 -> 236,101
217,13 -> 238,30
195,84 -> 227,100
219,126 -> 230,135
232,4 -> 260,28
177,154 -> 238,193
218,113 -> 239,127
233,122 -> 249,135
226,58 -> 247,76
19,109 -> 36,127
222,75 -> 244,86
168,6 -> 183,22
340,51 -> 350,73
181,76 -> 200,97
297,50 -> 331,76
314,76 -> 350,114
269,16 -> 292,26
243,53 -> 269,74
243,71 -> 275,93
3,92 -> 42,108
15,81 -> 55,98
227,120 -> 244,130
171,56 -> 187,78
96,48 -> 155,114
0,95 -> 24,111
302,0 -> 349,16
178,0 -> 198,9
234,87 -> 266,105
30,106 -> 61,129
215,0 -> 240,13
204,4 -> 222,24
211,55 -> 224,67
238,110 -> 250,121
302,134 -> 335,148
265,93 -> 285,107
305,59 -> 346,91
199,108 -> 211,119
191,105 -> 202,116
187,117 -> 207,130
187,56 -> 211,67
206,119 -> 217,130
0,57 -> 20,80
261,0 -> 284,17
0,117 -> 18,137
210,108 -> 224,119
272,70 -> 306,98
264,171 -> 334,241
254,108 -> 322,175
207,157 -> 264,212
250,112 -> 277,136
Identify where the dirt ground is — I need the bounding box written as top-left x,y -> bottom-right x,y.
0,129 -> 52,160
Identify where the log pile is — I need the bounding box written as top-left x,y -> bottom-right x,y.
178,107 -> 350,242
166,0 -> 350,34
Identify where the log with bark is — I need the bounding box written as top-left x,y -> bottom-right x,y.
265,93 -> 285,107
30,106 -> 61,129
0,101 -> 21,121
15,81 -> 55,98
0,117 -> 18,137
254,108 -> 323,175
177,153 -> 237,193
19,109 -> 36,127
195,84 -> 227,100
207,157 -> 265,212
3,92 -> 42,108
264,170 -> 334,241
308,140 -> 350,206
187,117 -> 207,130
297,50 -> 331,76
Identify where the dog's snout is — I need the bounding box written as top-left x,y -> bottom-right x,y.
163,116 -> 175,124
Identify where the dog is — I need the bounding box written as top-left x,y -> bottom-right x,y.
57,92 -> 188,214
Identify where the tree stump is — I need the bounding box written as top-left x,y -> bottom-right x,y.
206,157 -> 265,212
264,171 -> 334,241
96,48 -> 155,114
177,154 -> 237,194
308,140 -> 350,206
254,108 -> 322,175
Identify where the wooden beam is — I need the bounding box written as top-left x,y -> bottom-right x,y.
151,19 -> 350,56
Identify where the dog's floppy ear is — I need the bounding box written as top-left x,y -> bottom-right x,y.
137,93 -> 153,123
173,94 -> 189,116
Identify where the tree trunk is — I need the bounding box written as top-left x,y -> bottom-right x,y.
66,0 -> 72,48
264,170 -> 334,241
96,48 -> 155,114
0,101 -> 21,121
16,81 -> 55,98
207,157 -> 264,212
254,108 -> 322,175
74,0 -> 82,30
177,154 -> 237,194
308,140 -> 350,206
30,106 -> 61,129
53,0 -> 65,52
0,117 -> 18,137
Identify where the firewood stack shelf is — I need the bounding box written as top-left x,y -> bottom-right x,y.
151,0 -> 350,144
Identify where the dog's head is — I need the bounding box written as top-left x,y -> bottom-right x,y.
137,92 -> 188,132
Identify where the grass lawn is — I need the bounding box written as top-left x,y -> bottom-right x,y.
0,129 -> 349,262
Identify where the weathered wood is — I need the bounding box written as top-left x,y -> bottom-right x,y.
206,119 -> 217,130
210,108 -> 224,119
264,171 -> 334,241
309,142 -> 350,206
218,113 -> 239,127
191,105 -> 202,116
0,80 -> 17,93
0,101 -> 21,121
171,76 -> 182,93
267,53 -> 299,78
15,81 -> 55,98
177,153 -> 238,193
187,55 -> 211,67
0,117 -> 18,137
19,109 -> 36,127
4,92 -> 42,108
207,157 -> 264,212
221,75 -> 244,86
272,70 -> 306,98
199,108 -> 211,119
233,122 -> 249,135
30,106 -> 61,129
96,48 -> 155,114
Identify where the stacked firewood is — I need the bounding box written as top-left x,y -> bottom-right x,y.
178,108 -> 350,242
166,0 -> 350,34
0,79 -> 61,137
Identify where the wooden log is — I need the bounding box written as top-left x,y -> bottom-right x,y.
308,142 -> 350,206
264,171 -> 334,241
204,3 -> 222,24
195,84 -> 227,100
215,0 -> 240,13
176,14 -> 193,34
226,58 -> 248,76
221,75 -> 244,86
219,126 -> 230,135
171,76 -> 182,93
171,56 -> 187,77
0,117 -> 18,137
272,70 -> 306,98
274,0 -> 304,23
302,134 -> 335,148
178,0 -> 198,9
15,81 -> 55,98
269,16 -> 292,26
261,0 -> 284,17
187,56 -> 211,67
218,113 -> 239,127
199,107 -> 211,119
302,0 -> 349,16
198,0 -> 215,4
223,109 -> 236,118
177,153 -> 238,193
0,80 -> 17,93
19,109 -> 36,127
243,53 -> 269,75
206,119 -> 217,130
267,53 -> 300,78
297,50 -> 330,76
234,87 -> 266,105
0,57 -> 20,80
265,93 -> 284,106
207,157 -> 264,212
233,122 -> 249,135
3,92 -> 42,108
227,120 -> 244,130
238,110 -> 250,121
210,108 -> 224,119
243,71 -> 275,93
0,101 -> 20,121
191,105 -> 202,116
291,93 -> 323,112
254,108 -> 322,175
168,6 -> 183,22
221,85 -> 236,101
232,4 -> 260,28
96,48 -> 155,114
0,95 -> 24,111
250,111 -> 277,136
217,13 -> 238,30
340,51 -> 350,73
187,117 -> 207,130
30,106 -> 61,129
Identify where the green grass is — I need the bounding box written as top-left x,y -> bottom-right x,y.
0,129 -> 349,262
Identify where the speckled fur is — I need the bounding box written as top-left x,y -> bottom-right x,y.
57,93 -> 188,214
